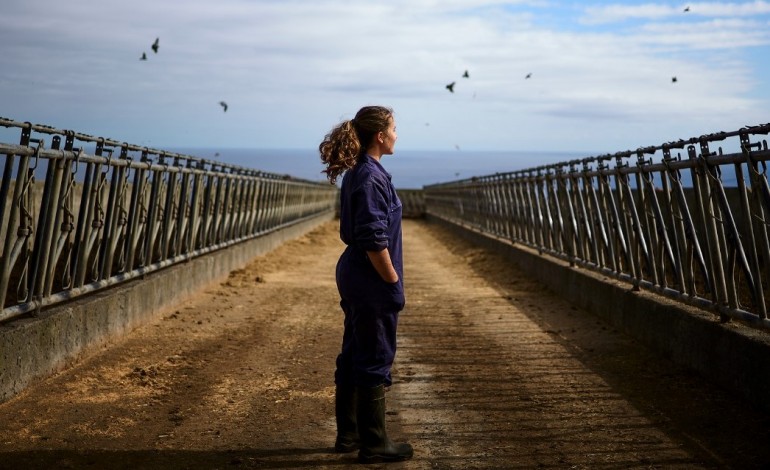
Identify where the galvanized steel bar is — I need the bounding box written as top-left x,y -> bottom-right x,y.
425,123 -> 770,331
0,118 -> 337,323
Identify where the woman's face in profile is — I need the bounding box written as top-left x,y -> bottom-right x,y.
380,117 -> 398,156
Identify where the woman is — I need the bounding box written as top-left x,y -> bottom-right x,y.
319,105 -> 413,463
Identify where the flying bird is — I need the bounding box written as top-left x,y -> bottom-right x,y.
525,73 -> 532,79
671,76 -> 678,83
462,70 -> 469,78
140,52 -> 147,61
446,81 -> 455,93
151,37 -> 159,54
684,6 -> 690,12
219,101 -> 228,112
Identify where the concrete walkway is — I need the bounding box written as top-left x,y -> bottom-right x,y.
1,219 -> 769,469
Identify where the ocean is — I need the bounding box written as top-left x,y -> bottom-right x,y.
0,131 -> 742,189
170,147 -> 588,189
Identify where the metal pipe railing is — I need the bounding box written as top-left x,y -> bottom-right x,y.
0,118 -> 337,322
424,123 -> 770,331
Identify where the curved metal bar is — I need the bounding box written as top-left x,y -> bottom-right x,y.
1,120 -> 337,323
424,123 -> 770,331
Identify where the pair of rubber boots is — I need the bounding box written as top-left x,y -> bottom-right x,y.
335,384 -> 413,463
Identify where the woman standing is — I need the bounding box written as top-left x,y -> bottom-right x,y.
319,106 -> 413,463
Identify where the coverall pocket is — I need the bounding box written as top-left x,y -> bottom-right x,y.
384,280 -> 405,311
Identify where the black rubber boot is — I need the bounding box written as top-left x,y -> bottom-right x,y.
334,384 -> 359,453
356,384 -> 413,463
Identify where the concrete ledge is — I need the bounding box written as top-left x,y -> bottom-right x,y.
427,215 -> 770,414
0,211 -> 335,404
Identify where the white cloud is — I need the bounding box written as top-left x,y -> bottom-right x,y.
0,0 -> 767,159
581,1 -> 770,24
635,18 -> 770,48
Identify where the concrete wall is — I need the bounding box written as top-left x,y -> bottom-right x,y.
428,215 -> 770,415
0,211 -> 335,404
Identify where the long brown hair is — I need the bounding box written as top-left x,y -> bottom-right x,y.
319,106 -> 393,184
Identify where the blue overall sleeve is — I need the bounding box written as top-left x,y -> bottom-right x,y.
351,177 -> 391,252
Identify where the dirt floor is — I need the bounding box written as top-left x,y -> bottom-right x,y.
1,219 -> 770,469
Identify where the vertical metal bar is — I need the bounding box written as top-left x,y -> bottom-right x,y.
223,169 -> 237,240
159,157 -> 179,259
525,173 -> 538,247
266,178 -> 278,231
733,154 -> 765,317
536,171 -> 552,252
249,175 -> 263,235
73,141 -> 106,287
692,144 -> 728,308
0,142 -> 33,308
560,165 -> 580,263
278,179 -> 289,226
172,162 -> 191,256
212,169 -> 230,243
86,157 -> 109,283
580,162 -> 602,267
0,152 -> 15,251
660,149 -> 687,295
742,135 -> 770,317
601,162 -> 625,274
29,137 -> 62,302
200,168 -> 215,248
143,156 -> 163,266
586,166 -> 608,269
634,153 -> 658,285
184,161 -> 203,254
640,154 -> 677,288
45,133 -> 78,295
570,165 -> 591,264
230,170 -> 246,239
125,153 -> 148,270
98,147 -> 125,279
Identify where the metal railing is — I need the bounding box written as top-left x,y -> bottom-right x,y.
0,118 -> 337,322
397,189 -> 426,218
424,123 -> 770,331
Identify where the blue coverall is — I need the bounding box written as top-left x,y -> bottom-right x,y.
335,155 -> 404,388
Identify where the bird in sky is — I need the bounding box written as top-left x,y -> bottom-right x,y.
446,82 -> 455,93
672,76 -> 678,83
684,6 -> 690,12
140,52 -> 147,61
151,38 -> 159,54
525,73 -> 532,79
219,101 -> 228,112
463,70 -> 469,78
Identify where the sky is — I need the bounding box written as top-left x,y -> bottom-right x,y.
1,0 -> 769,164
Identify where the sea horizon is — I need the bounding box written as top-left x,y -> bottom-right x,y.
0,130 -> 741,189
170,147 -> 591,189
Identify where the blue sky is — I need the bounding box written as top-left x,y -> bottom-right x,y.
1,0 -> 768,157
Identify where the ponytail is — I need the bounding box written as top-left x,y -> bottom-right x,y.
319,120 -> 361,185
319,106 -> 393,185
